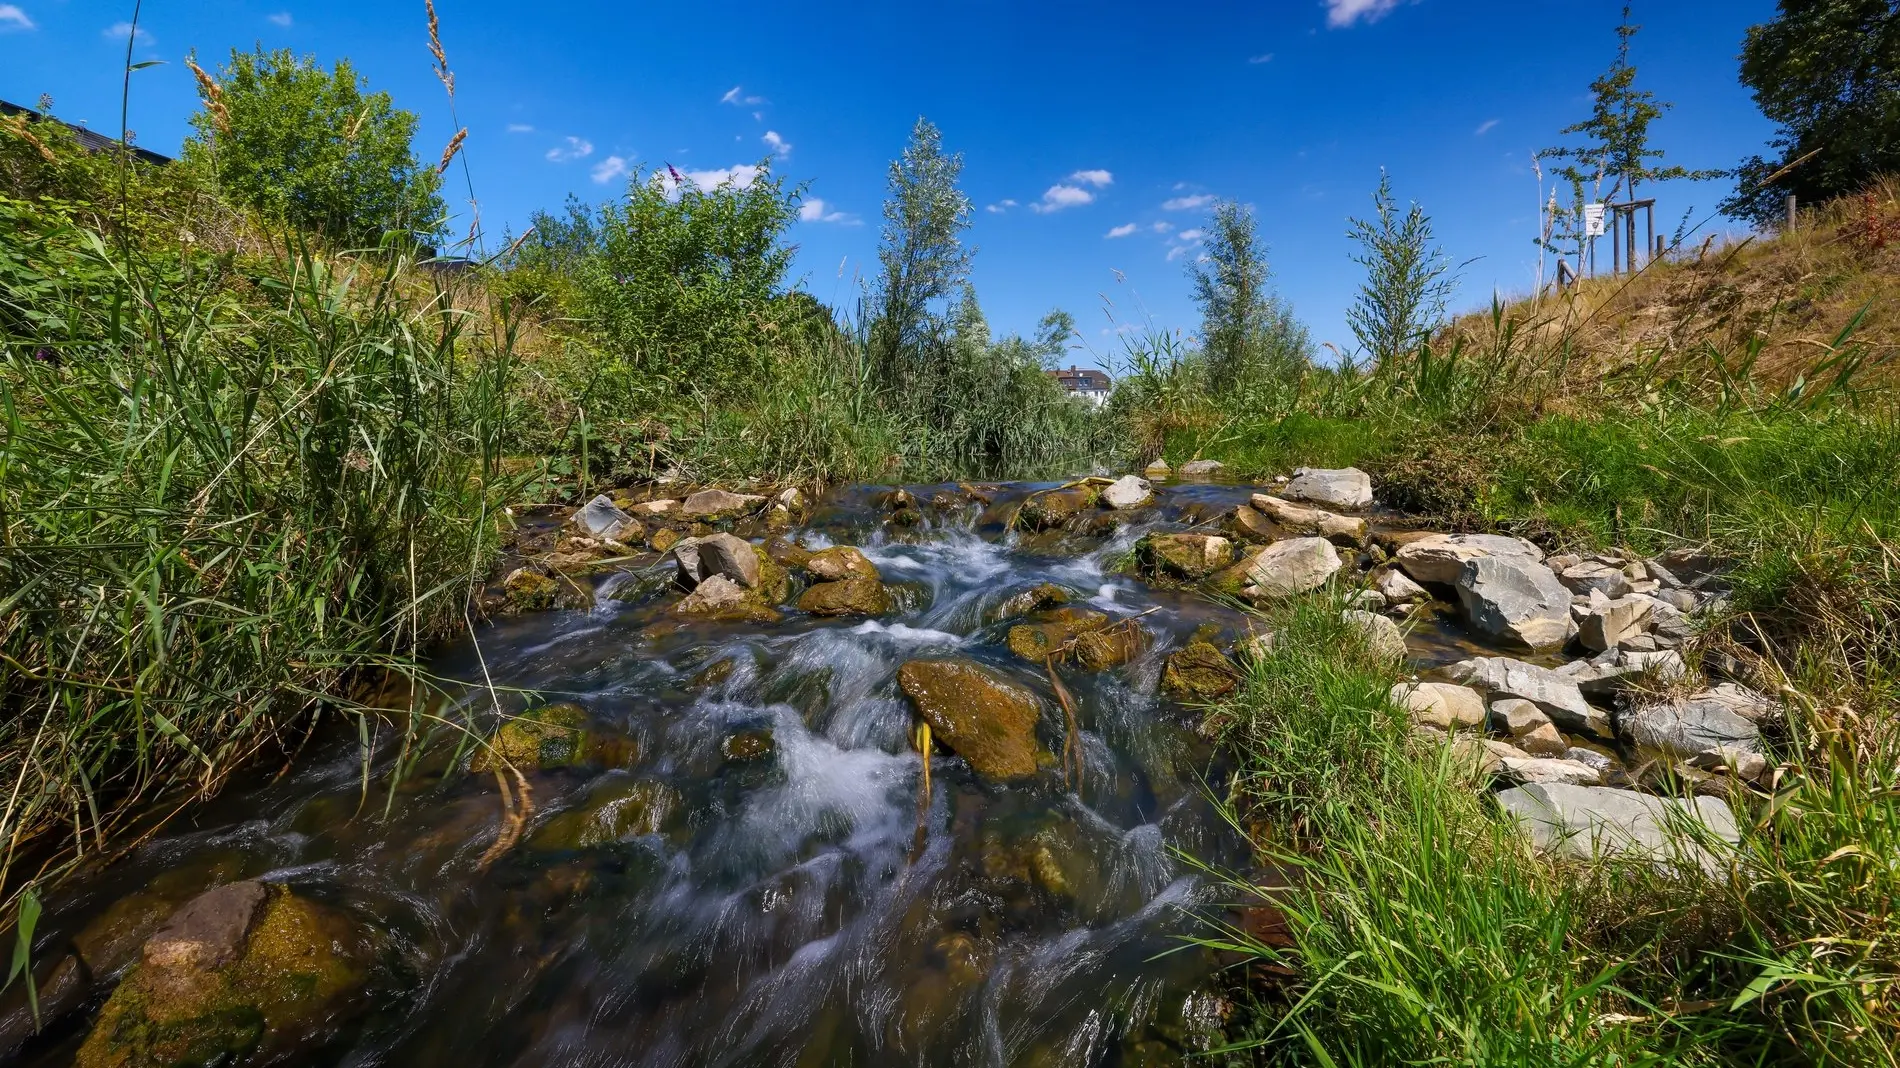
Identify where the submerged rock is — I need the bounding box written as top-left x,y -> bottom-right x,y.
76,883 -> 372,1068
529,780 -> 679,849
993,583 -> 1070,622
1395,533 -> 1546,586
1283,467 -> 1373,509
1496,783 -> 1739,873
1241,537 -> 1341,598
798,576 -> 892,618
1161,643 -> 1242,701
897,660 -> 1044,780
1249,494 -> 1368,545
1074,624 -> 1145,671
1454,555 -> 1574,650
1006,608 -> 1111,663
472,702 -> 609,772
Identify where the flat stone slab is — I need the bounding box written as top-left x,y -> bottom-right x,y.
1623,696 -> 1763,759
1497,783 -> 1739,873
1396,534 -> 1545,586
1447,656 -> 1608,737
1283,467 -> 1373,509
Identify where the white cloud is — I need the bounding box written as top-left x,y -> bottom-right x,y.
1162,193 -> 1215,211
762,130 -> 792,157
1166,245 -> 1191,262
1033,184 -> 1095,213
507,123 -> 535,134
1105,223 -> 1139,239
0,5 -> 33,31
1069,169 -> 1113,188
267,11 -> 292,27
664,164 -> 763,193
799,197 -> 857,224
985,199 -> 1019,215
1326,0 -> 1411,28
1152,221 -> 1173,233
1177,228 -> 1206,241
104,21 -> 153,44
1474,118 -> 1499,136
1248,53 -> 1274,64
591,156 -> 629,184
546,137 -> 594,163
720,85 -> 766,106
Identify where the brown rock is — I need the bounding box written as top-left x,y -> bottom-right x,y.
694,533 -> 763,590
1229,504 -> 1277,543
1249,494 -> 1368,546
141,882 -> 268,974
994,583 -> 1070,621
897,660 -> 1044,780
807,546 -> 881,582
797,576 -> 891,617
681,488 -> 766,519
1074,624 -> 1145,670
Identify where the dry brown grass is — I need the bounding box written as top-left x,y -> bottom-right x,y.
1447,179 -> 1900,394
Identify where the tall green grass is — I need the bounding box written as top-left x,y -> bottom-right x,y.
0,195 -> 521,891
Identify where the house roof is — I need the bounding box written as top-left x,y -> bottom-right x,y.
1049,366 -> 1112,391
1,99 -> 174,166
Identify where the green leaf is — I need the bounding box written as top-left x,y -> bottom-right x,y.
5,888 -> 42,1030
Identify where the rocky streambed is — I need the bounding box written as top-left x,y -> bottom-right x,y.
1,467 -> 1775,1067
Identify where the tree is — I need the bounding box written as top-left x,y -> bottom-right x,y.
1346,171 -> 1455,368
1728,0 -> 1900,225
185,47 -> 444,247
1542,7 -> 1719,208
870,118 -> 974,387
575,162 -> 799,394
1188,201 -> 1311,395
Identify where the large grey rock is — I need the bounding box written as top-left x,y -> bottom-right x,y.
1701,682 -> 1776,723
1284,467 -> 1374,509
1243,537 -> 1342,598
1447,657 -> 1608,737
1491,697 -> 1551,737
1623,697 -> 1763,759
1100,474 -> 1154,509
1249,494 -> 1368,545
1578,595 -> 1653,652
1395,534 -> 1546,586
691,532 -> 762,590
571,495 -> 637,540
1178,459 -> 1225,478
1390,682 -> 1487,731
1455,555 -> 1575,650
1558,561 -> 1634,599
1343,610 -> 1407,662
1557,648 -> 1687,697
1496,783 -> 1739,873
667,537 -> 709,587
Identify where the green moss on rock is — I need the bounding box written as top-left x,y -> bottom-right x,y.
1161,642 -> 1242,701
798,577 -> 891,618
472,702 -> 594,772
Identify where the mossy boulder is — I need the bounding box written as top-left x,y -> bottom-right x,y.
1006,608 -> 1111,663
471,702 -> 628,772
75,883 -> 372,1068
1075,624 -> 1146,671
1136,534 -> 1237,581
806,546 -> 881,583
527,780 -> 679,850
1161,643 -> 1242,701
502,567 -> 558,611
649,527 -> 683,554
993,583 -> 1071,622
721,729 -> 777,763
1016,485 -> 1101,531
897,660 -> 1045,781
675,575 -> 785,624
763,535 -> 814,571
798,577 -> 891,618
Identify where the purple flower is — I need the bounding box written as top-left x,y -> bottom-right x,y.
33,347 -> 59,366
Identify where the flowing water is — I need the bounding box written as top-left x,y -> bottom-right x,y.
10,481 -> 1382,1067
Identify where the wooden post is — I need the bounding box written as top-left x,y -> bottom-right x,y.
1786,193 -> 1798,231
1611,211 -> 1621,275
1626,206 -> 1638,273
1655,235 -> 1665,262
1645,202 -> 1655,265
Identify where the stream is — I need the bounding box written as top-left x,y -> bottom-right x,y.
10,479 -> 1403,1068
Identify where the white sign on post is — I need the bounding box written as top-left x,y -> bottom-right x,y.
1583,203 -> 1608,237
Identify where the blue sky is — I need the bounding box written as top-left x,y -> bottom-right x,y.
3,0 -> 1779,369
